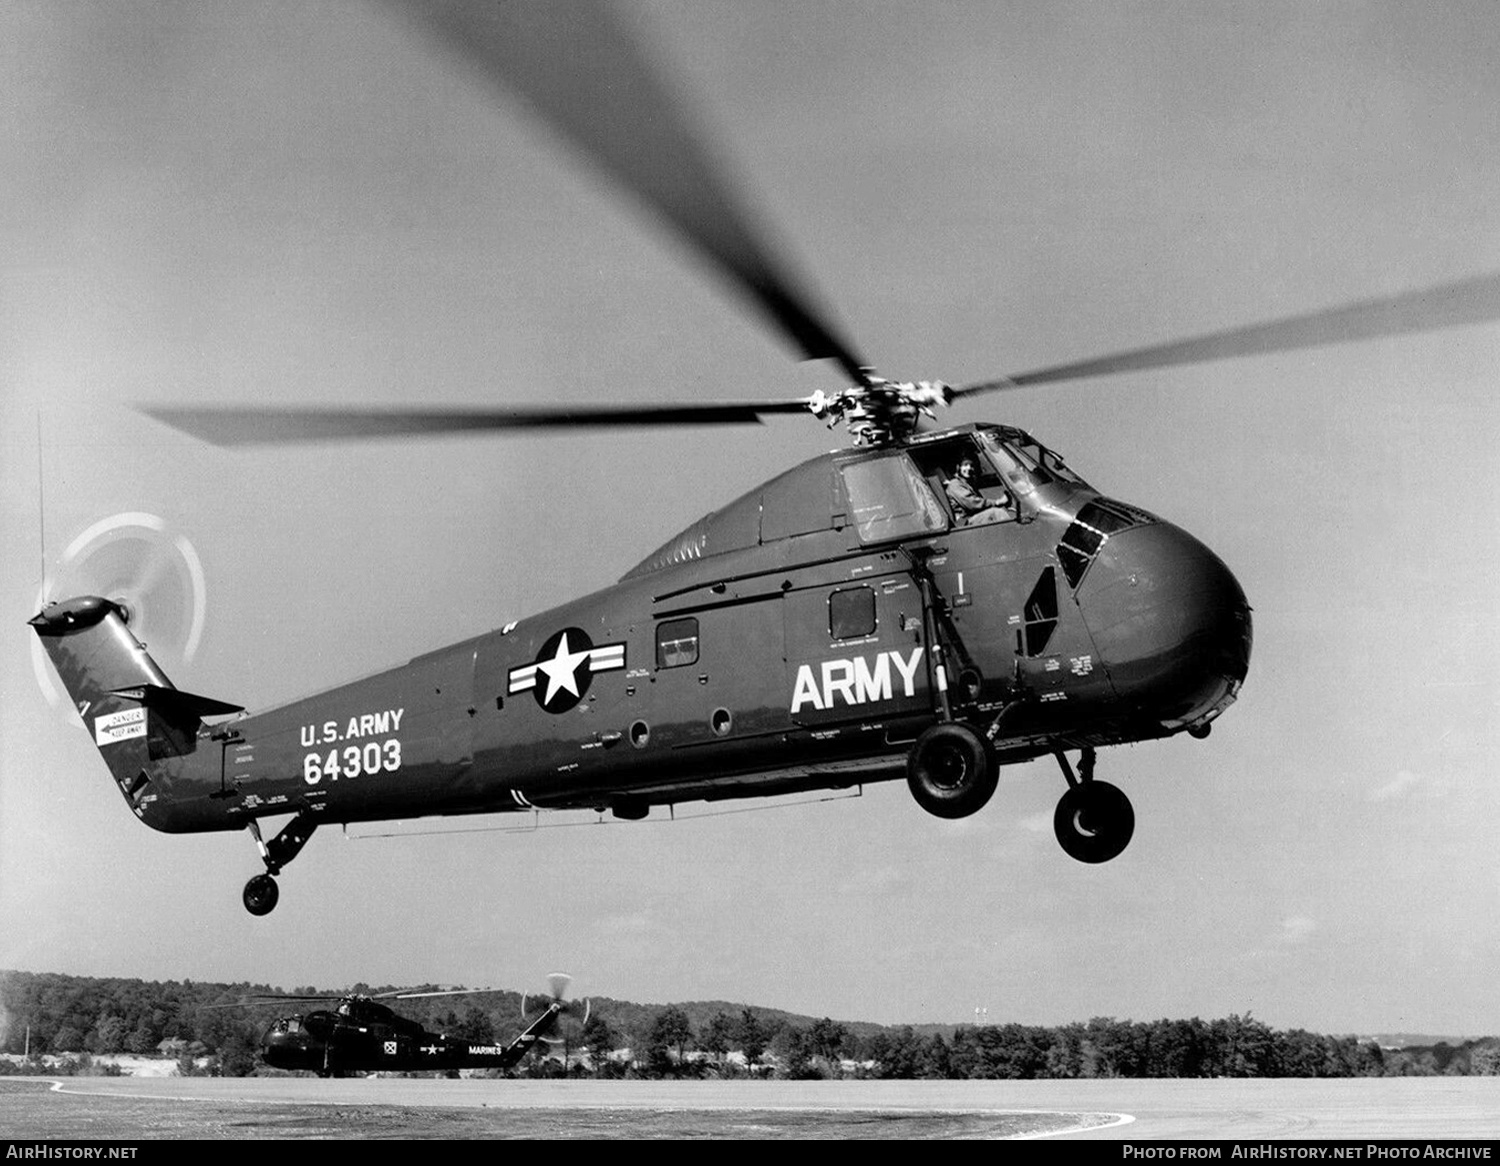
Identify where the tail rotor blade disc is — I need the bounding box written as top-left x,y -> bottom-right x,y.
31,512 -> 207,726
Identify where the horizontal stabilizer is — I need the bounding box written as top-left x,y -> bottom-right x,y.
110,684 -> 244,718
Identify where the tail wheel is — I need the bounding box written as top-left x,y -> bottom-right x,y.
906,723 -> 997,820
243,874 -> 280,916
1053,781 -> 1134,863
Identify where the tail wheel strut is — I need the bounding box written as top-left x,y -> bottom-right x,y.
242,813 -> 318,915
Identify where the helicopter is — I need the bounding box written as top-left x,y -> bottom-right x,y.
29,1 -> 1500,918
231,972 -> 586,1077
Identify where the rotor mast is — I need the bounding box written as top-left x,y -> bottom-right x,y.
807,375 -> 955,447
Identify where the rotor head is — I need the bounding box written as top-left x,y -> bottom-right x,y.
808,376 -> 954,446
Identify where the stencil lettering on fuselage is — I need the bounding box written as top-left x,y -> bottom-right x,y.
94,706 -> 145,746
790,647 -> 924,713
299,707 -> 406,786
299,708 -> 405,747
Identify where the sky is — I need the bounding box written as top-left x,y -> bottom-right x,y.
2,1 -> 1498,1036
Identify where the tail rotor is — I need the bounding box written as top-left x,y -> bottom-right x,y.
522,972 -> 591,1049
31,512 -> 207,724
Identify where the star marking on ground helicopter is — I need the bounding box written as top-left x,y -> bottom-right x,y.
507,627 -> 627,712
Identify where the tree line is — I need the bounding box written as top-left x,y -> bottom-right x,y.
2,971 -> 1495,1079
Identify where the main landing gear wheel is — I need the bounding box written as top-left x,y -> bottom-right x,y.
243,874 -> 279,916
1053,780 -> 1134,864
907,722 -> 998,820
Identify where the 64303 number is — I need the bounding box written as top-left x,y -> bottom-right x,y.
303,739 -> 402,785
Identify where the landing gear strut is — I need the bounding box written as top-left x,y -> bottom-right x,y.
907,722 -> 998,819
1052,747 -> 1134,863
242,813 -> 318,915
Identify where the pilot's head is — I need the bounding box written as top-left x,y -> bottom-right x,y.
956,456 -> 978,480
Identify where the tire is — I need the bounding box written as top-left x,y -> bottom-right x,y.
906,723 -> 998,819
243,873 -> 280,916
1053,781 -> 1134,863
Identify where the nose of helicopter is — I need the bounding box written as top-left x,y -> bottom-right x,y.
261,1030 -> 293,1068
260,1023 -> 313,1070
1077,520 -> 1252,731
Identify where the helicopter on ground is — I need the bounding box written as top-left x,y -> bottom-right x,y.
233,973 -> 585,1077
30,1 -> 1500,916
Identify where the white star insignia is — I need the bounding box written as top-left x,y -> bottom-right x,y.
535,631 -> 591,705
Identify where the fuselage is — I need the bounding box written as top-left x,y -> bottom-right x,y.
261,1000 -> 542,1073
60,423 -> 1252,836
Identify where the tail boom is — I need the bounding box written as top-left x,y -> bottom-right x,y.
30,596 -> 243,832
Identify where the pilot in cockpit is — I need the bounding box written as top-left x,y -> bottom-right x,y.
945,455 -> 1012,526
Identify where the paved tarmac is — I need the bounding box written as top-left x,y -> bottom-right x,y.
7,1076 -> 1498,1141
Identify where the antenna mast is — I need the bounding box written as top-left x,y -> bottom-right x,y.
36,410 -> 47,596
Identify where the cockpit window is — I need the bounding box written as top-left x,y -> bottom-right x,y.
980,437 -> 1037,496
978,431 -> 1088,493
907,437 -> 1018,527
1057,499 -> 1148,588
839,456 -> 948,544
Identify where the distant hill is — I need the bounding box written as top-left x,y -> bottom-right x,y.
1357,1033 -> 1477,1050
615,999 -> 896,1042
3,970 -> 1494,1080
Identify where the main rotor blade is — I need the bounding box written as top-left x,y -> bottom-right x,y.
385,986 -> 496,1000
955,272 -> 1500,398
143,400 -> 814,447
383,0 -> 869,383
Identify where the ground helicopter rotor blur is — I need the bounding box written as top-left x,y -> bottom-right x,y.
219,974 -> 580,1076
522,973 -> 592,1050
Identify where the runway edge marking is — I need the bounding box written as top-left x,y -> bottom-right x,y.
1016,1111 -> 1136,1139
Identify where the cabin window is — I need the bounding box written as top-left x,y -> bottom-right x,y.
656,617 -> 700,668
839,456 -> 947,544
828,586 -> 876,640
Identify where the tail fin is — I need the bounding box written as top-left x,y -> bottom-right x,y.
30,596 -> 242,823
499,1001 -> 563,1068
